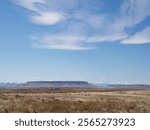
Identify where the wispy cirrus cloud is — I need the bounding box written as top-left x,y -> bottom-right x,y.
30,12 -> 65,25
13,0 -> 66,25
119,0 -> 150,27
122,27 -> 150,44
32,35 -> 93,50
12,0 -> 150,50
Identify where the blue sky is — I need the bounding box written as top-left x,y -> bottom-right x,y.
0,0 -> 150,84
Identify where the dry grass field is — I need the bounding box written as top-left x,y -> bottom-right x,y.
0,89 -> 150,113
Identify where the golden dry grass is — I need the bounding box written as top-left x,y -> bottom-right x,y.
0,89 -> 150,113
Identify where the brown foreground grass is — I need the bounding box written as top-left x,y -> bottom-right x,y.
0,89 -> 150,113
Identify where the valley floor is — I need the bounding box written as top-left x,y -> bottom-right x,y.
0,89 -> 150,112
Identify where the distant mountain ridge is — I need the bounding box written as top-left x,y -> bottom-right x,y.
0,81 -> 150,89
0,83 -> 18,87
94,83 -> 150,88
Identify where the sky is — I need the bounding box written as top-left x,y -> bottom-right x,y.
0,0 -> 150,84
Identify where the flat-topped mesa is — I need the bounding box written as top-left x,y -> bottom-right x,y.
25,81 -> 93,87
27,81 -> 89,84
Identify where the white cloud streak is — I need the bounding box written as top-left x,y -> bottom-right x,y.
32,35 -> 92,50
122,27 -> 150,44
14,0 -> 65,25
30,12 -> 65,25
